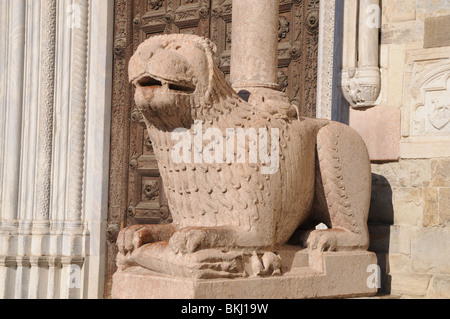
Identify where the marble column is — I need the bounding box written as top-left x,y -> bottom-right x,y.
1,0 -> 26,227
340,0 -> 381,109
0,0 -> 9,225
35,0 -> 56,231
66,0 -> 89,233
342,0 -> 358,71
358,0 -> 380,69
230,0 -> 280,92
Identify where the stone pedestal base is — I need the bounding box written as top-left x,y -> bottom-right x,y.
112,248 -> 378,299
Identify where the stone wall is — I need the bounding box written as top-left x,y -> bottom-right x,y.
351,0 -> 450,298
370,159 -> 450,298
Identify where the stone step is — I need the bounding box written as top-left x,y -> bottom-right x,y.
276,245 -> 309,272
285,266 -> 321,276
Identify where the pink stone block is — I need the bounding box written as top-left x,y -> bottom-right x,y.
350,106 -> 401,162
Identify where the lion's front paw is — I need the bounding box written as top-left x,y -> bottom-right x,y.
118,224 -> 175,255
117,225 -> 147,255
303,229 -> 338,252
169,227 -> 208,254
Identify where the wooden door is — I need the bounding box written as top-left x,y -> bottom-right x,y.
106,0 -> 320,298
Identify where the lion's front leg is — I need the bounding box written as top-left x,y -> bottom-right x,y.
117,224 -> 176,256
299,228 -> 369,252
169,227 -> 238,254
309,121 -> 372,252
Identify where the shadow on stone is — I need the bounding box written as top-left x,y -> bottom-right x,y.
368,173 -> 394,296
237,89 -> 251,102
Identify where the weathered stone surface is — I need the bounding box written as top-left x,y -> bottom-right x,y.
381,22 -> 424,45
431,159 -> 450,187
411,228 -> 450,274
388,253 -> 413,274
439,188 -> 450,225
427,275 -> 450,299
389,225 -> 412,255
390,273 -> 431,297
424,15 -> 450,48
383,0 -> 417,23
422,188 -> 441,227
371,160 -> 431,189
393,187 -> 422,226
349,106 -> 400,161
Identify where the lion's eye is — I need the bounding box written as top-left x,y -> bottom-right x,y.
168,83 -> 195,93
138,76 -> 162,87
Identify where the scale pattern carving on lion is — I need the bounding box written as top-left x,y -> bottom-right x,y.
116,34 -> 372,279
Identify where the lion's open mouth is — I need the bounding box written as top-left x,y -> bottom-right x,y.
138,76 -> 195,94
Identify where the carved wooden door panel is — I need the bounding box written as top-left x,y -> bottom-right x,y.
127,0 -> 212,226
106,0 -> 319,298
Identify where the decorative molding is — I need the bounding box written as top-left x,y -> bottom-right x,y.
67,0 -> 90,227
35,0 -> 57,223
341,66 -> 381,108
106,0 -> 133,299
316,0 -> 336,120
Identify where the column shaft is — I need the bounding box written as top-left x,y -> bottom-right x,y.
230,0 -> 280,91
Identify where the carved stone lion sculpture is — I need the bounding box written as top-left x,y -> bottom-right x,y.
116,34 -> 372,279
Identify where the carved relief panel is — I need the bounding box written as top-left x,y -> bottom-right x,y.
107,0 -> 320,297
403,48 -> 450,135
401,47 -> 450,158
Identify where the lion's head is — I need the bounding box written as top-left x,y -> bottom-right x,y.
129,34 -> 230,130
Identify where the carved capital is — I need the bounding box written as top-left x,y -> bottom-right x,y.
341,67 -> 381,108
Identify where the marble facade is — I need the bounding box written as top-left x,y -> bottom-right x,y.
0,0 -> 113,298
0,0 -> 449,299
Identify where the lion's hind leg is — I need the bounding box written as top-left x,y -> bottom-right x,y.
303,122 -> 372,252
